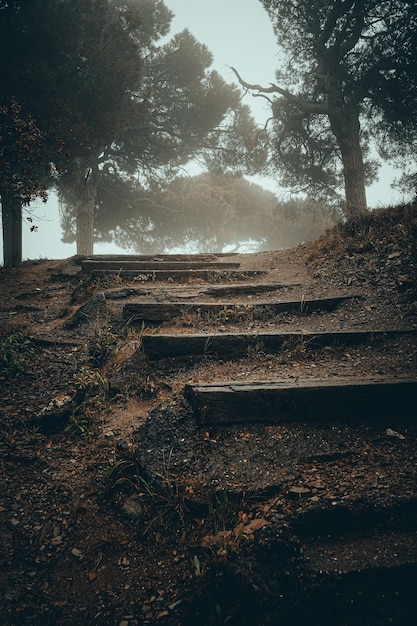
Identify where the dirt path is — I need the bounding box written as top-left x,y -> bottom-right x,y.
1,206 -> 417,625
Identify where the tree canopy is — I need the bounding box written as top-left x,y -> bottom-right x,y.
82,172 -> 337,253
1,0 -> 263,262
49,0 -> 156,255
57,17 -> 265,254
0,0 -> 150,264
4,0 -> 365,264
232,0 -> 417,218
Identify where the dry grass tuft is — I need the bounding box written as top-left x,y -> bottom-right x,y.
306,202 -> 417,262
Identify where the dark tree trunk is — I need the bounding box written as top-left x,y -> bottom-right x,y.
327,69 -> 368,219
76,199 -> 94,256
75,163 -> 98,256
331,108 -> 368,219
1,194 -> 22,267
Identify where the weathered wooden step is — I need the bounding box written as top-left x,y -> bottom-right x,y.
134,402 -> 417,501
82,259 -> 241,272
81,253 -> 236,262
123,295 -> 357,322
141,329 -> 415,360
105,282 -> 300,300
184,376 -> 417,424
91,269 -> 266,281
293,498 -> 417,574
231,499 -> 417,625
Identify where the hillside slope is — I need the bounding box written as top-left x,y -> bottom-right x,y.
1,204 -> 417,625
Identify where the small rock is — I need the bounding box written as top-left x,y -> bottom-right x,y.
51,536 -> 63,545
71,548 -> 83,558
386,428 -> 405,440
122,495 -> 144,520
38,394 -> 74,431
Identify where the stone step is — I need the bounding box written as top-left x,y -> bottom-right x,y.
184,376 -> 417,424
123,294 -> 357,322
141,329 -> 415,360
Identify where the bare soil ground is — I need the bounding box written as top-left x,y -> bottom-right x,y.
1,205 -> 417,625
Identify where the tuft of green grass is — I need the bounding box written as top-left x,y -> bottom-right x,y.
66,367 -> 108,434
0,332 -> 34,377
88,321 -> 117,365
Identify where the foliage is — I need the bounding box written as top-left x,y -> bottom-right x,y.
58,20 -> 263,252
1,0 -> 264,258
237,0 -> 417,216
0,0 -> 149,259
73,366 -> 108,398
107,173 -> 339,253
88,320 -> 118,366
67,367 -> 108,434
0,332 -> 34,377
0,0 -> 70,206
0,98 -> 50,205
273,196 -> 340,248
307,202 -> 417,263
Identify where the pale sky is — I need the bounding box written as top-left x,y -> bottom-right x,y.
2,0 -> 406,261
165,0 -> 278,123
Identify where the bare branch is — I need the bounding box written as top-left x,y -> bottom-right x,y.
229,66 -> 328,115
252,93 -> 274,105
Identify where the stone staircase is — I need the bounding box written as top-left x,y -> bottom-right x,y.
80,253 -> 417,624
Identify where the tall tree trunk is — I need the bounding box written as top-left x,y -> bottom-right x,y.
331,108 -> 368,220
1,193 -> 22,267
75,163 -> 98,256
327,69 -> 368,220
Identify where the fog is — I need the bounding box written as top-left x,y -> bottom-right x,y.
1,0 -> 408,263
8,164 -> 403,263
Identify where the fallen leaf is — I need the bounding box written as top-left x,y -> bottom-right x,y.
201,530 -> 232,548
242,518 -> 268,535
71,548 -> 83,558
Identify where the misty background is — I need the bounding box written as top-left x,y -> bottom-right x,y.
1,0 -> 408,262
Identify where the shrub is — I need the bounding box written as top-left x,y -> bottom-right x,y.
0,332 -> 34,377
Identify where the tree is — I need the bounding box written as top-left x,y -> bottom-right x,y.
52,0 -> 153,255
0,0 -> 265,262
232,0 -> 417,219
59,26 -> 265,252
0,0 -> 66,267
103,173 -> 276,252
100,173 -> 337,253
0,98 -> 51,267
0,0 -> 150,264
